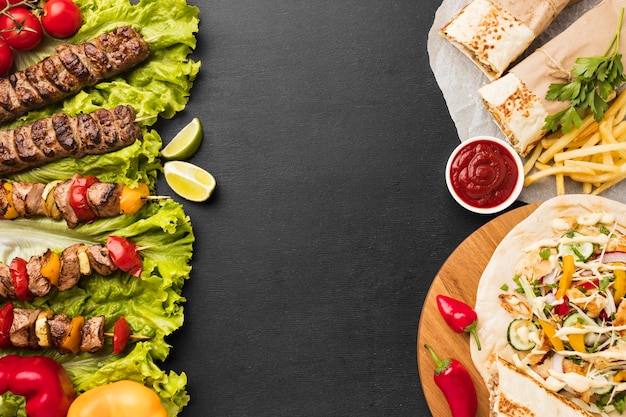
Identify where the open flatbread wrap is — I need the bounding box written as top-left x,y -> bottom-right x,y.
471,194 -> 626,415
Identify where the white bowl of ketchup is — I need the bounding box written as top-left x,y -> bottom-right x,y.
445,135 -> 524,215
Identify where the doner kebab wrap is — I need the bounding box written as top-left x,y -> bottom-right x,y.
479,0 -> 626,157
440,0 -> 578,80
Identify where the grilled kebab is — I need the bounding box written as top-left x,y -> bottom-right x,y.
0,104 -> 142,176
0,173 -> 150,228
0,25 -> 150,124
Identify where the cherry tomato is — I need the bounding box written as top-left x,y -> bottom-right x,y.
0,7 -> 43,51
0,302 -> 13,349
69,175 -> 99,223
112,316 -> 131,354
41,0 -> 82,39
9,258 -> 31,301
106,236 -> 143,277
0,38 -> 13,76
0,0 -> 34,8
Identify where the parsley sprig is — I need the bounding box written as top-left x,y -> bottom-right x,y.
543,8 -> 626,134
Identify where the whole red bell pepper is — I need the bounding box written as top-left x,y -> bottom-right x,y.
69,175 -> 99,223
436,294 -> 481,350
0,355 -> 76,417
424,344 -> 477,417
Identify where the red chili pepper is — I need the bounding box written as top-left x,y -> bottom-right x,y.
106,236 -> 142,277
69,175 -> 99,223
0,355 -> 76,417
424,344 -> 477,417
436,294 -> 481,350
113,315 -> 131,354
9,257 -> 31,301
0,302 -> 13,349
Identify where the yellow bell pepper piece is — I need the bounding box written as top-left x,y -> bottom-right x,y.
40,250 -> 60,287
556,254 -> 575,300
2,182 -> 17,219
567,325 -> 587,353
615,269 -> 626,302
60,316 -> 84,354
539,319 -> 565,351
119,183 -> 150,215
615,370 -> 626,382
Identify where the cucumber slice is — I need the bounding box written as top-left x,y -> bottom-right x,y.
562,312 -> 594,328
558,231 -> 594,261
507,319 -> 539,351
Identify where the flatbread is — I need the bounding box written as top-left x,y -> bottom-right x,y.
471,194 -> 626,416
490,357 -> 595,416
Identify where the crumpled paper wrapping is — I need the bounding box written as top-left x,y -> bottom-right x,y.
427,0 -> 626,204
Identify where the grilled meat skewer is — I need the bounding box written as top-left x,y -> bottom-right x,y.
0,236 -> 142,300
0,173 -> 150,228
0,25 -> 150,124
1,303 -> 145,354
0,104 -> 141,176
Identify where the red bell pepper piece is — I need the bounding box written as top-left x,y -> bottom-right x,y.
9,257 -> 31,301
424,344 -> 477,417
436,294 -> 481,350
113,315 -> 132,354
106,236 -> 142,277
0,302 -> 13,349
554,295 -> 571,316
0,355 -> 76,417
69,175 -> 99,223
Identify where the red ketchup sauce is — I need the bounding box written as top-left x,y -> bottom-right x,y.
449,140 -> 519,209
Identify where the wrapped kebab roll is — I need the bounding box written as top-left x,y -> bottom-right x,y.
479,0 -> 626,156
440,0 -> 577,80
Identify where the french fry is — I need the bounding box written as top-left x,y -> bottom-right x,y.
525,89 -> 626,195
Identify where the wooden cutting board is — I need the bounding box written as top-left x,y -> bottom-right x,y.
417,202 -> 540,417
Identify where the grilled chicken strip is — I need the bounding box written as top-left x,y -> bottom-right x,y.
0,25 -> 150,124
0,104 -> 141,176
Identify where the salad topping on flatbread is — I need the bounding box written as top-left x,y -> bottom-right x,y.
472,195 -> 626,415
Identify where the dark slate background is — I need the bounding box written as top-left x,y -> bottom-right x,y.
158,1 -> 499,415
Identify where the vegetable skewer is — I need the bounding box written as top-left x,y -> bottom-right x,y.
0,235 -> 143,301
0,25 -> 150,125
0,303 -> 147,354
0,104 -> 142,176
0,173 -> 152,228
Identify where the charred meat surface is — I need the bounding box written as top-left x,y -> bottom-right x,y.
0,26 -> 150,124
0,104 -> 141,176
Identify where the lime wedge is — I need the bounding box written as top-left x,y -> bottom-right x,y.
161,117 -> 203,160
163,161 -> 216,202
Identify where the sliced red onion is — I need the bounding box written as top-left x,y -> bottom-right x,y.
601,251 -> 626,264
542,269 -> 557,285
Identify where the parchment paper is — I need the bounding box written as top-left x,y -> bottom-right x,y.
426,0 -> 626,204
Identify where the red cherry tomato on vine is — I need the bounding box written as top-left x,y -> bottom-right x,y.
0,7 -> 43,51
41,0 -> 82,39
0,38 -> 13,75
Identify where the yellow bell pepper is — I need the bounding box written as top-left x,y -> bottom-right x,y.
615,269 -> 626,302
119,183 -> 150,215
2,182 -> 17,219
615,370 -> 626,382
539,319 -> 564,351
60,316 -> 84,354
567,325 -> 587,353
67,380 -> 167,417
556,254 -> 575,299
40,250 -> 60,287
